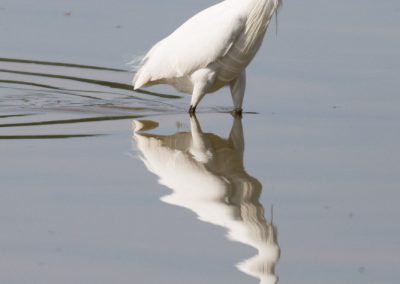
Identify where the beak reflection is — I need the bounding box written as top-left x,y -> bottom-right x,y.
133,115 -> 280,284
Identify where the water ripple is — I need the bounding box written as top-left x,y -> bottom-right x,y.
0,57 -> 186,139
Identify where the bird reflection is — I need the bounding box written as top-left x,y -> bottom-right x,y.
133,115 -> 280,284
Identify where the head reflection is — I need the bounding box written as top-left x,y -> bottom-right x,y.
133,115 -> 280,284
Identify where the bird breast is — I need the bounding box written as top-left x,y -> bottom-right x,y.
211,0 -> 278,85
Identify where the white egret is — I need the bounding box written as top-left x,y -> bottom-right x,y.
132,0 -> 282,114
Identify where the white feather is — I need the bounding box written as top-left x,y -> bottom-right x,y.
132,0 -> 282,110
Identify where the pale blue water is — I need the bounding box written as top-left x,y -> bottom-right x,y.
1,1 -> 399,283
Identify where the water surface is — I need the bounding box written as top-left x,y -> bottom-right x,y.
1,1 -> 400,284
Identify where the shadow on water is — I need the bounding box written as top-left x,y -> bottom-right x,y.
0,68 -> 182,99
0,134 -> 103,139
0,115 -> 143,128
0,57 -> 187,139
0,57 -> 126,72
133,115 -> 280,284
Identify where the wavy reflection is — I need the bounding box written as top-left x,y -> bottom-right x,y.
0,68 -> 182,99
0,57 -> 183,139
133,116 -> 280,284
0,57 -> 126,72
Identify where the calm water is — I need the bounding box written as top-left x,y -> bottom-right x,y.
1,1 -> 400,283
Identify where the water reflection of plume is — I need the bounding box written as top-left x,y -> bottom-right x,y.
133,116 -> 280,284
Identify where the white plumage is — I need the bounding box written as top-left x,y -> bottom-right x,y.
133,0 -> 282,113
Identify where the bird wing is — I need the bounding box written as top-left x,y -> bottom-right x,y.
134,1 -> 246,88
